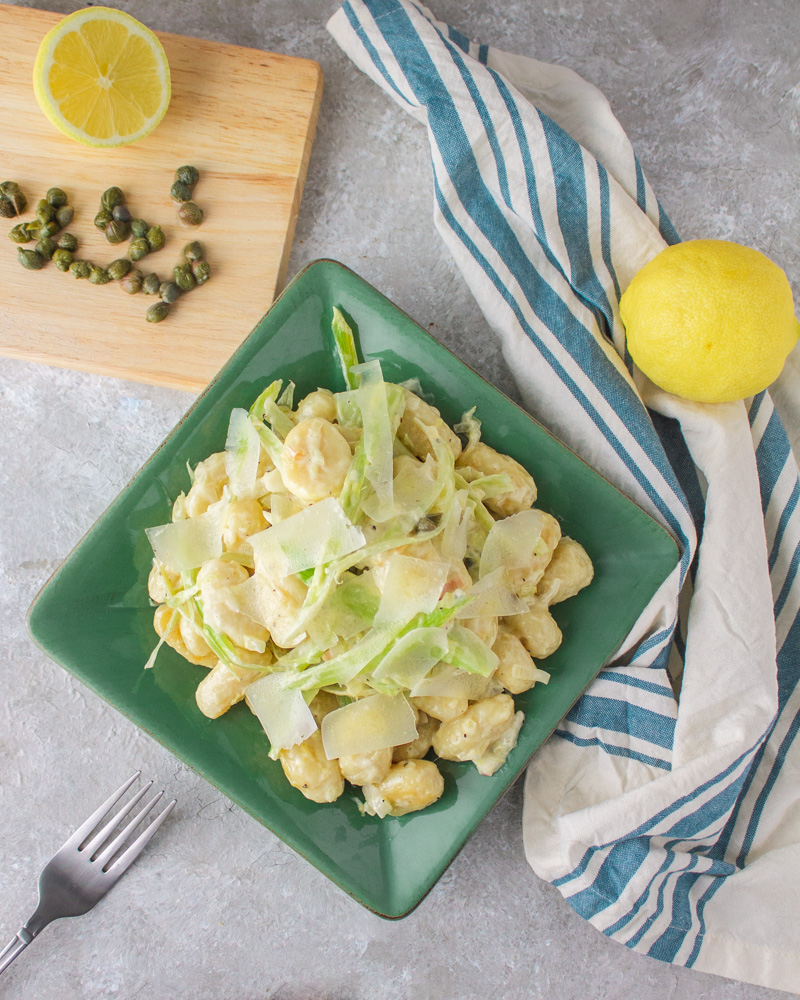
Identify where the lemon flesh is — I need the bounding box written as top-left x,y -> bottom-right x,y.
33,7 -> 171,148
620,240 -> 800,403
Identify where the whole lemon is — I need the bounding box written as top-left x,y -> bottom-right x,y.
620,240 -> 800,403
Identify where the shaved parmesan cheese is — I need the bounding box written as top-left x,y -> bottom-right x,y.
479,509 -> 551,579
371,626 -> 449,689
146,496 -> 226,572
321,693 -> 417,759
410,663 -> 490,700
363,455 -> 441,523
269,494 -> 302,524
456,567 -> 528,619
225,408 -> 261,499
246,673 -> 317,753
249,498 -> 365,578
374,554 -> 449,625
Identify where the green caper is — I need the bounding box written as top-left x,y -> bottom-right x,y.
105,219 -> 130,244
112,204 -> 131,223
55,204 -> 74,228
9,223 -> 31,243
120,270 -> 143,294
141,272 -> 160,295
52,248 -> 74,272
18,247 -> 45,270
130,218 -> 149,238
146,301 -> 170,323
0,196 -> 16,218
173,264 -> 195,291
128,237 -> 150,262
170,180 -> 192,203
35,236 -> 57,260
175,165 -> 200,187
191,259 -> 210,285
177,201 -> 203,227
88,265 -> 111,285
145,224 -> 165,252
183,241 -> 204,262
39,221 -> 60,238
159,281 -> 181,304
1,181 -> 26,214
46,187 -> 68,208
70,259 -> 92,279
94,209 -> 112,230
57,232 -> 78,252
107,258 -> 132,280
101,186 -> 125,211
36,199 -> 55,225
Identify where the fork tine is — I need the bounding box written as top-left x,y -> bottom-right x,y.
93,789 -> 163,870
81,781 -> 153,858
103,799 -> 176,882
61,771 -> 141,851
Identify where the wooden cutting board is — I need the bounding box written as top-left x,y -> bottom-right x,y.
0,5 -> 323,392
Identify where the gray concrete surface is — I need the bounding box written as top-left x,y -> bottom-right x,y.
2,1 -> 799,998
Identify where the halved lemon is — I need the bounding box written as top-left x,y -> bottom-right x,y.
33,7 -> 171,148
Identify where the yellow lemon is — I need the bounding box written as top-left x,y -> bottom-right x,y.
620,240 -> 800,403
33,7 -> 171,148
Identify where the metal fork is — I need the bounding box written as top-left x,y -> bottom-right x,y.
0,772 -> 175,975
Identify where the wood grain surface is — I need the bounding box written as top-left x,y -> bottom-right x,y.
0,5 -> 323,391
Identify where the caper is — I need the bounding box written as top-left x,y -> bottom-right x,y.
112,204 -> 131,223
35,236 -> 57,260
177,201 -> 203,227
95,209 -> 112,230
160,281 -> 181,304
52,248 -> 74,272
88,265 -> 111,285
57,232 -> 78,252
174,264 -> 195,291
39,221 -> 60,238
9,223 -> 30,243
1,181 -> 26,214
191,259 -> 210,285
170,180 -> 192,203
175,165 -> 200,187
128,238 -> 149,262
55,204 -> 74,228
183,240 -> 204,262
142,272 -> 160,295
18,247 -> 45,270
107,258 -> 132,280
105,219 -> 130,244
36,199 -> 55,225
70,259 -> 92,279
46,187 -> 68,208
130,218 -> 149,238
146,301 -> 170,323
101,186 -> 125,211
120,270 -> 143,294
0,196 -> 16,218
145,225 -> 165,252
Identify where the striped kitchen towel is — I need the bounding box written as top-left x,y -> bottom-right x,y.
328,1 -> 800,992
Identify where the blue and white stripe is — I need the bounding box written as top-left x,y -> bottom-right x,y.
329,1 -> 800,988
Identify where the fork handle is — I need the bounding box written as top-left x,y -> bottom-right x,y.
0,928 -> 34,976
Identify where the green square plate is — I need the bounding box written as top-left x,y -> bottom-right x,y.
28,259 -> 679,918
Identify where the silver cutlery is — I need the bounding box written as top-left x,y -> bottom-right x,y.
0,771 -> 175,975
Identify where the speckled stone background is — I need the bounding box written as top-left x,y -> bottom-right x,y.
2,2 -> 799,998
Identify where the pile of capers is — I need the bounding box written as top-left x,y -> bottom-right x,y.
171,165 -> 204,227
9,186 -> 79,272
6,167 -> 211,324
122,240 -> 211,323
